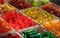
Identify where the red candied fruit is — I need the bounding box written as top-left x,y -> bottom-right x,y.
42,3 -> 60,17
0,19 -> 12,34
0,0 -> 4,4
9,0 -> 32,9
2,11 -> 36,30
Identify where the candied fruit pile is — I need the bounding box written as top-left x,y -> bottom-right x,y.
2,11 -> 36,30
0,0 -> 4,4
43,20 -> 60,37
0,3 -> 15,14
42,3 -> 60,17
0,19 -> 12,34
8,0 -> 32,9
22,7 -> 56,23
3,3 -> 16,11
26,0 -> 50,7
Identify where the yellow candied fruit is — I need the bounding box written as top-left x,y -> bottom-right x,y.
22,7 -> 56,24
3,3 -> 15,11
0,3 -> 15,14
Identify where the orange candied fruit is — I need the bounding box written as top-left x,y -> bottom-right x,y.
0,20 -> 12,34
43,20 -> 60,37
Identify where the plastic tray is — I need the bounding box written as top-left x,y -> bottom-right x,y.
0,31 -> 22,38
0,17 -> 13,35
1,10 -> 38,32
40,19 -> 60,38
18,25 -> 45,38
21,7 -> 58,24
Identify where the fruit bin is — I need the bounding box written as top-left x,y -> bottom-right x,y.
0,17 -> 23,38
0,17 -> 13,35
40,19 -> 60,38
1,10 -> 38,32
18,28 -> 44,38
0,31 -> 22,38
42,3 -> 60,18
26,0 -> 51,7
18,25 -> 57,38
0,16 -> 25,38
6,0 -> 51,10
21,7 -> 57,24
6,0 -> 32,9
18,24 -> 45,33
0,2 -> 16,15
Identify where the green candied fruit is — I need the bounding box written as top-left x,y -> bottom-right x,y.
24,29 -> 38,35
26,0 -> 50,7
30,33 -> 40,38
40,31 -> 56,38
23,29 -> 40,38
22,7 -> 56,24
32,1 -> 40,7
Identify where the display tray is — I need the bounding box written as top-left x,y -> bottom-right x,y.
0,31 -> 22,38
1,10 -> 38,31
21,7 -> 58,24
18,25 -> 57,38
42,3 -> 60,18
0,2 -> 16,16
41,19 -> 60,38
18,25 -> 45,37
6,0 -> 33,10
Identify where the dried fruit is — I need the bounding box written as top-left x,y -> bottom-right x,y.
0,19 -> 12,34
42,3 -> 60,18
27,0 -> 50,7
0,3 -> 15,14
2,11 -> 36,30
8,0 -> 32,9
43,20 -> 60,37
3,3 -> 16,11
22,7 -> 56,24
